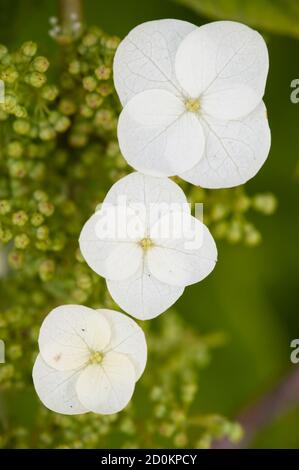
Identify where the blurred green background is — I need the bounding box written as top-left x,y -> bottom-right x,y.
1,0 -> 299,448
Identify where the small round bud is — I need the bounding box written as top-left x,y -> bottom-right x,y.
27,71 -> 47,88
14,233 -> 30,249
252,193 -> 277,215
82,33 -> 98,47
7,141 -> 23,158
9,161 -> 26,178
39,259 -> 55,282
13,119 -> 30,135
13,105 -> 27,118
41,84 -> 58,101
83,76 -> 97,92
54,116 -> 71,133
0,200 -> 11,215
32,56 -> 49,73
21,41 -> 37,57
36,225 -> 49,240
33,190 -> 48,202
59,98 -> 76,115
1,66 -> 18,83
0,227 -> 12,243
39,126 -> 55,141
12,210 -> 28,226
8,250 -> 24,269
68,60 -> 80,75
105,36 -> 120,50
86,93 -> 103,109
31,212 -> 44,227
38,201 -> 54,217
0,45 -> 8,59
95,65 -> 111,81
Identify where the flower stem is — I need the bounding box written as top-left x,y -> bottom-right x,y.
59,0 -> 83,28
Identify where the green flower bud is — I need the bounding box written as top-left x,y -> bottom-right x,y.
36,225 -> 49,240
31,212 -> 44,227
244,224 -> 262,246
252,193 -> 277,215
8,250 -> 24,269
9,161 -> 27,178
82,33 -> 98,47
38,201 -> 54,217
95,65 -> 111,80
83,76 -> 97,92
0,227 -> 12,243
85,92 -> 103,109
97,83 -> 113,97
41,84 -> 59,101
54,116 -> 71,133
68,60 -> 80,75
1,65 -> 18,83
39,259 -> 55,281
27,71 -> 47,88
13,119 -> 31,135
80,104 -> 93,118
105,36 -> 120,50
69,133 -> 87,148
13,105 -> 27,118
21,41 -> 37,57
33,190 -> 48,202
14,233 -> 30,249
12,210 -> 28,226
0,199 -> 11,215
39,126 -> 55,141
7,141 -> 24,158
174,433 -> 188,447
59,98 -> 76,115
196,434 -> 212,449
3,94 -> 18,113
32,56 -> 49,73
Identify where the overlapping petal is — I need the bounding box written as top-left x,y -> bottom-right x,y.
148,212 -> 217,286
38,305 -> 111,371
32,354 -> 87,415
180,102 -> 271,188
79,207 -> 145,281
106,263 -> 184,320
101,309 -> 147,380
175,21 -> 269,119
117,89 -> 205,176
113,19 -> 196,105
76,351 -> 136,414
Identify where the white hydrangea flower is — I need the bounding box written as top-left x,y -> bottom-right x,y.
79,172 -> 217,320
114,19 -> 271,188
32,305 -> 147,415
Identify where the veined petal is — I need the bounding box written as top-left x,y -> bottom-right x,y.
32,354 -> 87,415
39,305 -> 111,371
103,172 -> 190,226
79,207 -> 144,281
175,21 -> 269,119
76,352 -> 136,415
106,263 -> 184,320
113,19 -> 196,106
180,102 -> 271,189
100,309 -> 147,381
118,90 -> 205,176
147,212 -> 217,286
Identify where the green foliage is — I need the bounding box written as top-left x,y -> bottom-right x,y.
173,0 -> 299,38
0,21 -> 276,449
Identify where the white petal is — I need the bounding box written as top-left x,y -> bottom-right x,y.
32,354 -> 87,415
147,213 -> 217,286
103,172 -> 190,226
39,305 -> 111,371
180,102 -> 271,188
79,208 -> 144,281
118,90 -> 205,176
175,21 -> 269,119
100,309 -> 147,381
76,352 -> 136,414
106,263 -> 184,320
113,19 -> 196,106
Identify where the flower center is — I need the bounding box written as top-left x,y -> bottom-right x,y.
139,237 -> 153,250
89,351 -> 104,364
185,98 -> 200,113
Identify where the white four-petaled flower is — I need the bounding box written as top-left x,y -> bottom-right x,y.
114,19 -> 271,188
79,172 -> 217,320
32,305 -> 147,415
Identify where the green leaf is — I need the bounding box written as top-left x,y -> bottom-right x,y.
174,0 -> 299,38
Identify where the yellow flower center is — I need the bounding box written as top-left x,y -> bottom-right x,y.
139,237 -> 153,250
89,351 -> 104,364
185,98 -> 200,113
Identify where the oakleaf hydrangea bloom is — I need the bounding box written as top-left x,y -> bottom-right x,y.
32,305 -> 147,415
114,19 -> 271,188
79,172 -> 217,320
